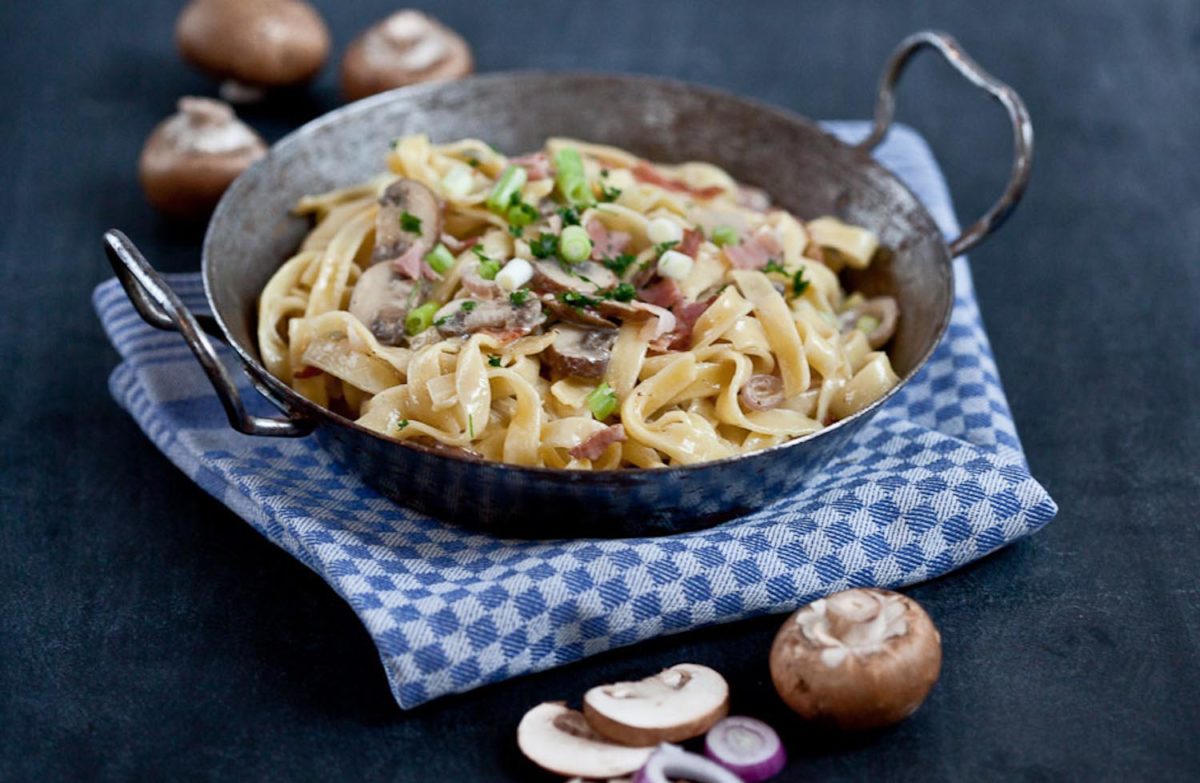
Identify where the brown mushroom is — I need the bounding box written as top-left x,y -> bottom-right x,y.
582,663 -> 730,747
175,0 -> 330,102
433,297 -> 543,338
769,588 -> 942,730
374,179 -> 443,278
348,262 -> 426,345
530,259 -> 619,296
517,702 -> 653,779
839,296 -> 899,349
341,10 -> 474,102
545,325 -> 617,379
138,97 -> 266,218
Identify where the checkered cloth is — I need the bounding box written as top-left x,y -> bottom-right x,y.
94,122 -> 1056,709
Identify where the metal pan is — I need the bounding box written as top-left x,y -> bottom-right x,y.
105,31 -> 1032,537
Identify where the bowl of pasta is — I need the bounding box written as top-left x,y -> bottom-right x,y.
105,31 -> 1031,536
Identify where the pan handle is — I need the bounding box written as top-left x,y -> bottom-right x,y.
104,229 -> 315,438
856,30 -> 1033,257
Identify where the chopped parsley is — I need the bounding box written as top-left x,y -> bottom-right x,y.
530,232 -> 559,259
601,252 -> 637,276
466,156 -> 480,168
653,240 -> 679,256
434,316 -> 450,327
556,206 -> 581,226
763,259 -> 788,275
395,418 -> 409,431
560,291 -> 600,309
487,355 -> 502,367
600,167 -> 610,177
508,224 -> 525,238
460,300 -> 477,313
471,244 -> 490,261
603,282 -> 637,302
389,138 -> 400,150
599,184 -> 622,202
509,289 -> 531,306
399,211 -> 422,234
506,200 -> 539,227
792,266 -> 810,296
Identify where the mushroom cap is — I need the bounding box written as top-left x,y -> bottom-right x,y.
769,588 -> 942,730
138,97 -> 266,218
340,10 -> 474,102
348,263 -> 422,346
175,0 -> 330,87
544,324 -> 617,379
373,178 -> 443,277
582,663 -> 730,747
517,702 -> 653,779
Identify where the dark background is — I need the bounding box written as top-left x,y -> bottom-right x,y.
2,0 -> 1198,780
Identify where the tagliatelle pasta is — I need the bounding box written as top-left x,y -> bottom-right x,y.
257,135 -> 901,469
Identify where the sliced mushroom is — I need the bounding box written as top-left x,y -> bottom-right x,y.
348,262 -> 425,345
739,374 -> 785,411
582,663 -> 730,747
434,297 -> 543,338
541,296 -> 617,329
341,10 -> 474,102
839,296 -> 899,349
769,588 -> 942,730
138,97 -> 267,218
175,0 -> 330,102
375,179 -> 443,278
545,325 -> 617,379
531,260 -> 619,295
517,702 -> 654,779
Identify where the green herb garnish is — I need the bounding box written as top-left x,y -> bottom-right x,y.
763,259 -> 787,275
601,253 -> 637,276
599,185 -> 622,202
530,232 -> 559,259
557,206 -> 581,226
477,258 -> 501,280
653,240 -> 679,256
508,224 -> 524,238
603,282 -> 637,302
488,355 -> 502,367
509,289 -> 531,306
460,300 -> 477,313
560,291 -> 600,309
396,418 -> 409,431
792,266 -> 810,296
506,200 -> 539,228
399,211 -> 422,234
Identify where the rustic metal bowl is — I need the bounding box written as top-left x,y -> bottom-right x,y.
105,31 -> 1032,537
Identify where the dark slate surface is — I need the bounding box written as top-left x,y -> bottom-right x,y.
1,0 -> 1197,780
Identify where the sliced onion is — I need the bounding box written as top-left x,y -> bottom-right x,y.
633,743 -> 743,783
631,302 -> 677,339
703,716 -> 786,782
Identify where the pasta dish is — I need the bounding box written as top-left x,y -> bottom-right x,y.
257,136 -> 900,469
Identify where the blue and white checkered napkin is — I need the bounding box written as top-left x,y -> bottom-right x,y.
94,123 -> 1056,709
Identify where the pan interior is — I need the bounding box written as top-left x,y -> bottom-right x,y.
206,72 -> 951,390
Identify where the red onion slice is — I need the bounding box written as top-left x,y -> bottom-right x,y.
633,743 -> 744,783
703,716 -> 786,782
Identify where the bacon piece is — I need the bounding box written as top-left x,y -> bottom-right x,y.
292,365 -> 322,379
739,374 -> 785,411
632,162 -> 725,199
722,228 -> 784,270
569,424 -> 626,460
677,227 -> 703,257
586,219 -> 631,261
512,151 -> 552,181
639,278 -> 683,309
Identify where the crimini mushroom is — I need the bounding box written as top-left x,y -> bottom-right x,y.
545,325 -> 618,379
175,0 -> 330,102
340,10 -> 474,102
769,588 -> 942,730
138,97 -> 266,218
374,178 -> 443,278
583,663 -> 730,747
347,263 -> 424,345
517,702 -> 654,779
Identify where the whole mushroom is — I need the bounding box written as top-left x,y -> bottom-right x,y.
175,0 -> 330,102
138,97 -> 266,218
341,10 -> 474,102
769,588 -> 942,730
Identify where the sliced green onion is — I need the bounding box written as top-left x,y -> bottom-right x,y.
711,225 -> 738,247
425,243 -> 455,275
507,200 -> 539,227
586,382 -> 618,420
405,302 -> 438,335
477,258 -> 501,280
554,147 -> 594,207
856,314 -> 881,334
485,165 -> 527,213
559,225 -> 593,264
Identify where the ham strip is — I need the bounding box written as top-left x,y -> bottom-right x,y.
722,228 -> 784,270
569,424 -> 626,460
390,245 -> 426,279
586,219 -> 631,261
632,162 -> 725,199
677,227 -> 703,257
512,151 -> 552,181
639,278 -> 683,309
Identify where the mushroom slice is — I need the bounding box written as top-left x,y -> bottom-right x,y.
138,97 -> 266,218
434,297 -> 543,338
542,296 -> 617,330
348,262 -> 424,346
531,260 -> 618,295
517,702 -> 653,779
374,179 -> 443,277
839,296 -> 899,349
545,325 -> 618,379
340,10 -> 474,102
583,663 -> 730,747
769,588 -> 942,730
